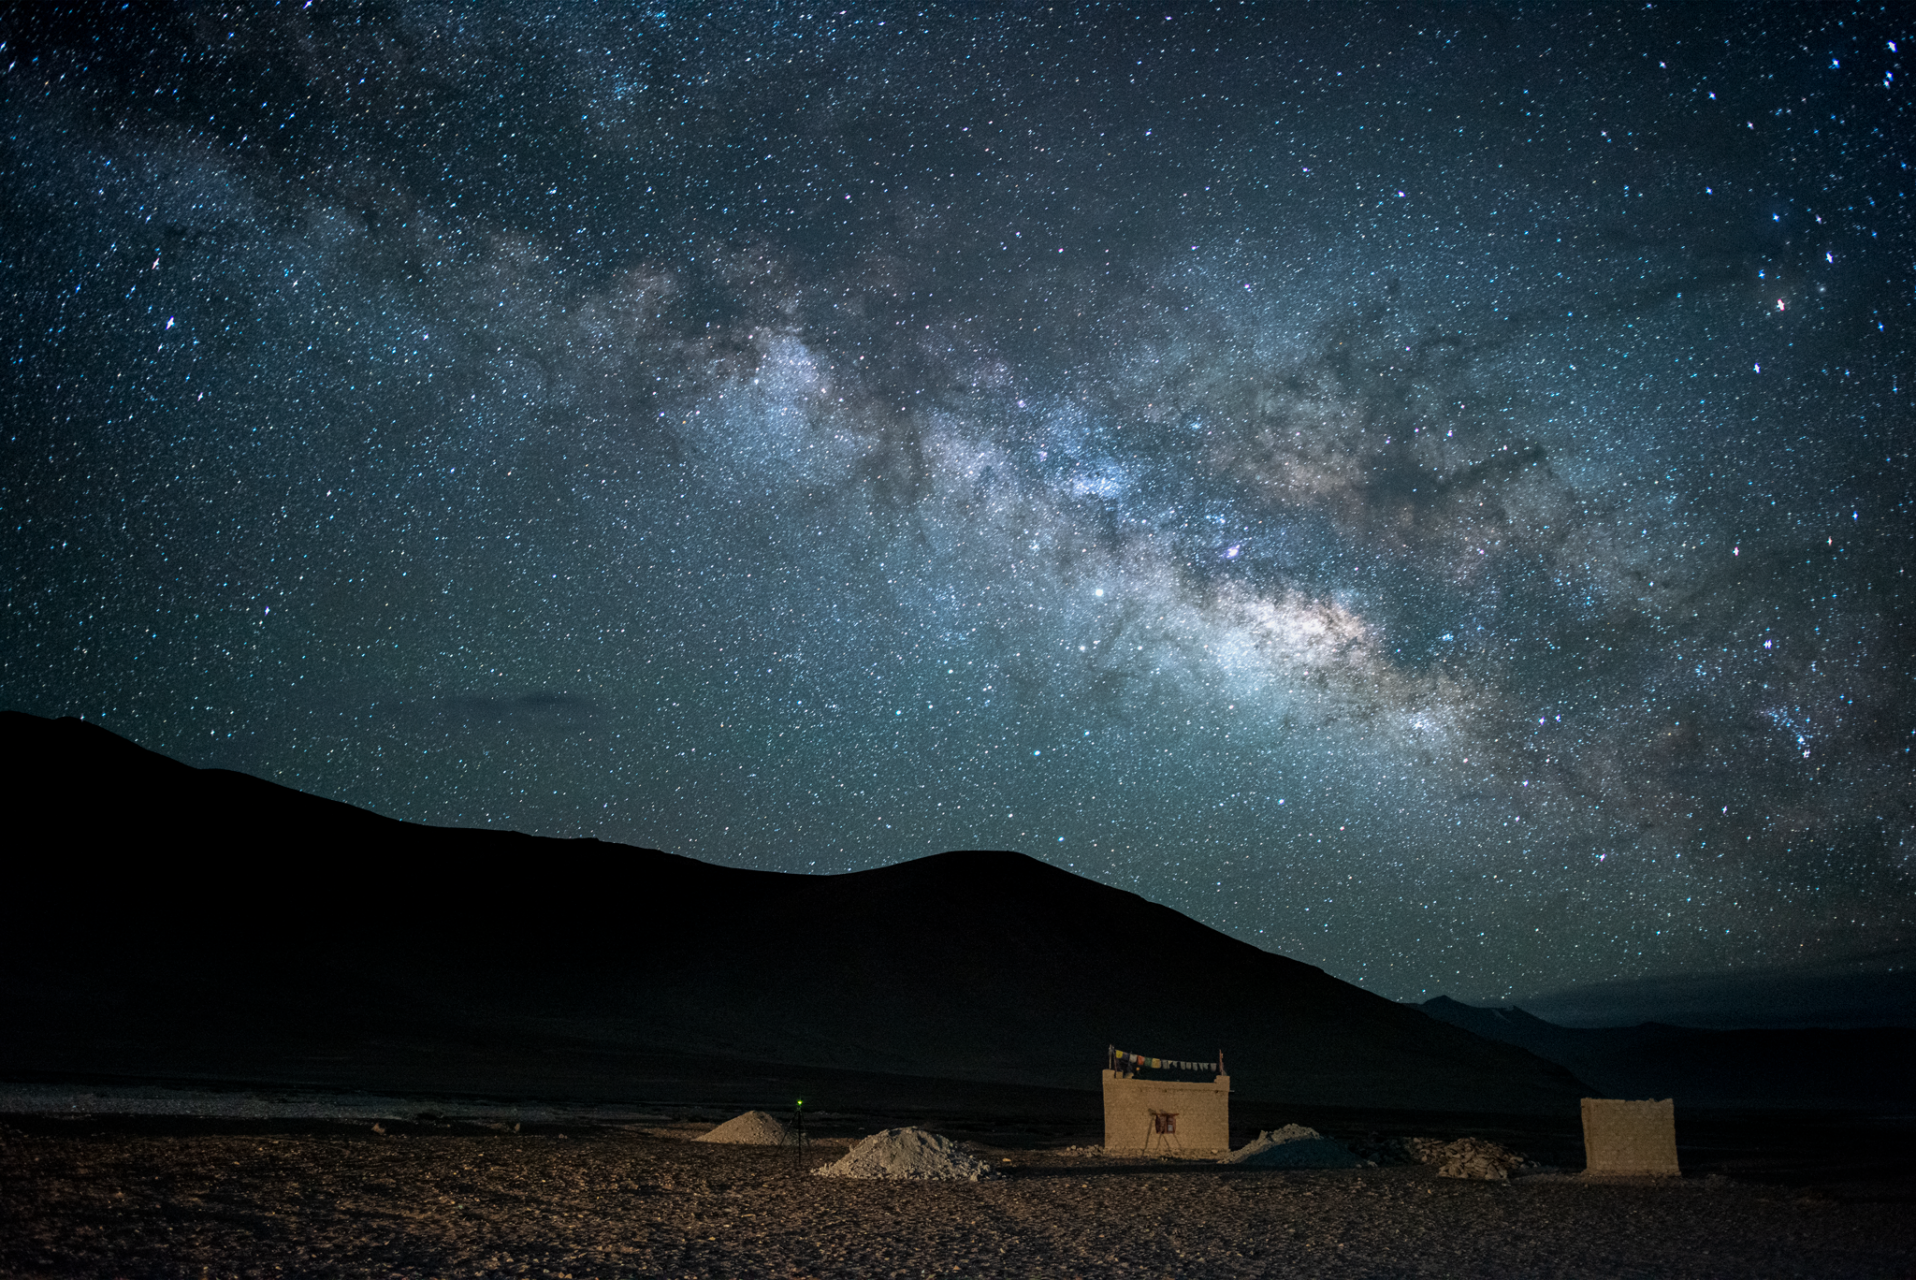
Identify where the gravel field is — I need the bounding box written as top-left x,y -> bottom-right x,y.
4,1118 -> 1913,1279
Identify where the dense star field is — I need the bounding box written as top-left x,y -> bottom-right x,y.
2,4 -> 1911,1008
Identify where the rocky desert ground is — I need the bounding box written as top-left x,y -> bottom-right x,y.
4,1110 -> 1913,1279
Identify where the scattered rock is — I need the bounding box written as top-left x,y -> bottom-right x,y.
1345,1135 -> 1419,1166
813,1127 -> 996,1181
1404,1136 -> 1526,1181
694,1110 -> 790,1146
1219,1124 -> 1364,1169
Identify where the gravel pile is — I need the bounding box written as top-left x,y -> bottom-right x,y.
694,1111 -> 791,1145
813,1127 -> 996,1181
1219,1124 -> 1365,1169
1404,1136 -> 1528,1181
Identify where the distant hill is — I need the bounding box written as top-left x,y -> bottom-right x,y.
1419,996 -> 1914,1110
0,711 -> 1587,1114
1518,963 -> 1916,1031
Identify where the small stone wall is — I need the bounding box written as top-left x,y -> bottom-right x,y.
1101,1070 -> 1230,1154
1581,1097 -> 1680,1176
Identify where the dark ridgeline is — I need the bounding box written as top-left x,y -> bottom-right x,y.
1419,996 -> 1915,1110
0,711 -> 1586,1113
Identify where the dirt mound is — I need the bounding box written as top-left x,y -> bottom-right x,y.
1404,1136 -> 1527,1181
694,1111 -> 789,1145
1219,1124 -> 1364,1168
813,1127 -> 996,1181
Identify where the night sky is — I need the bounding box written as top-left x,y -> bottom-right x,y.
4,3 -> 1911,1010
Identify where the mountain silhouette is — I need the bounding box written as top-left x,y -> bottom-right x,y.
1,711 -> 1586,1113
1419,996 -> 1913,1109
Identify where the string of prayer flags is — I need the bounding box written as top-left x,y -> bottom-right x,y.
1107,1045 -> 1221,1074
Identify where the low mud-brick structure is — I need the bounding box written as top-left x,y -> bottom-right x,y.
1581,1097 -> 1681,1176
1102,1046 -> 1230,1154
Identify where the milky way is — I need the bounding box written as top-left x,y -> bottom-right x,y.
4,4 -> 1911,1005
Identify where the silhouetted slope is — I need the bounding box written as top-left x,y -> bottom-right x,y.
1420,996 -> 1915,1109
0,712 -> 1586,1111
522,848 -> 1588,1110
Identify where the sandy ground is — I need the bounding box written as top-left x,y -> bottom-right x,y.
4,1116 -> 1913,1279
